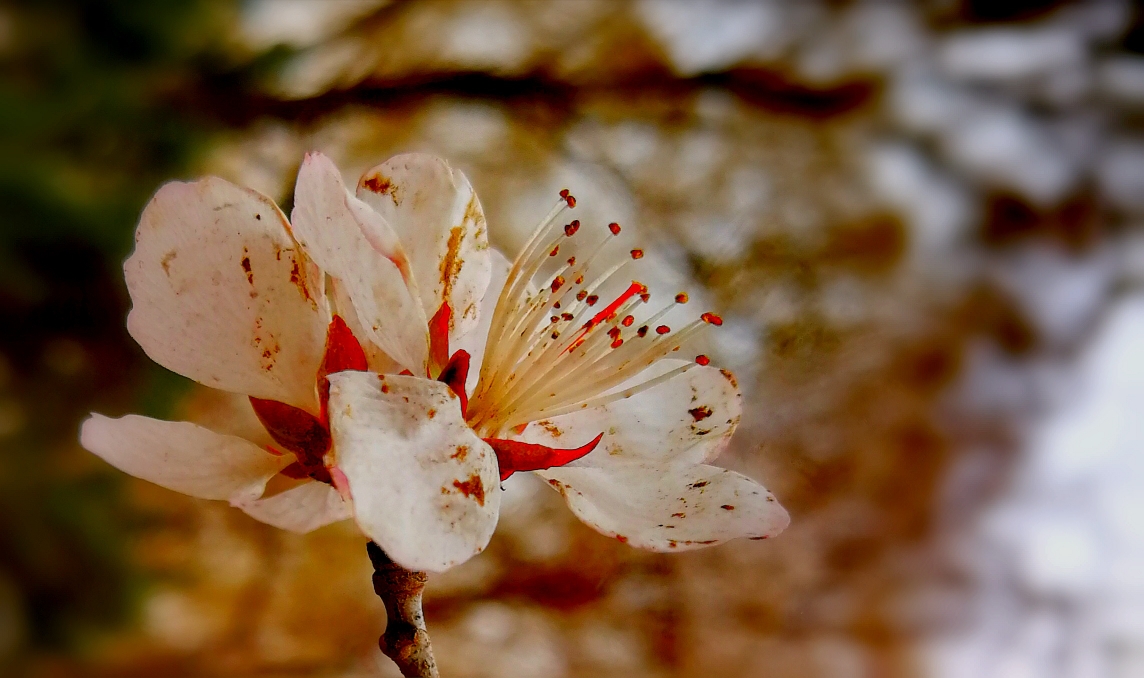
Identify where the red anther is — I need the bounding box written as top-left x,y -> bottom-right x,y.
586,294 -> 599,306
554,301 -> 561,309
695,354 -> 711,366
675,292 -> 689,304
549,245 -> 560,257
428,302 -> 452,374
550,275 -> 565,292
700,312 -> 724,326
637,325 -> 649,337
639,292 -> 651,303
608,222 -> 621,235
611,338 -> 623,349
630,248 -> 644,260
656,325 -> 671,335
621,315 -> 634,327
485,432 -> 604,481
559,190 -> 576,208
437,349 -> 471,416
574,275 -> 584,284
576,290 -> 588,302
551,315 -> 559,324
607,327 -> 621,339
567,256 -> 576,266
561,312 -> 574,321
564,220 -> 581,236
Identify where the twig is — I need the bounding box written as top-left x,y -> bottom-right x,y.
367,542 -> 439,678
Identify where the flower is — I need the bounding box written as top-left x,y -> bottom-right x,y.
81,152 -> 789,573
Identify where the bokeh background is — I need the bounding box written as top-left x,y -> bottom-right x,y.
3,0 -> 1144,676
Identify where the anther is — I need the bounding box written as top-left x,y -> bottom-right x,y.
574,275 -> 584,284
608,222 -> 621,235
630,249 -> 644,260
549,245 -> 560,257
576,290 -> 588,302
639,292 -> 651,303
607,327 -> 621,339
695,355 -> 710,366
564,220 -> 581,236
611,338 -> 624,349
621,315 -> 634,327
700,312 -> 723,326
586,294 -> 599,306
656,325 -> 671,335
675,292 -> 689,304
567,256 -> 576,266
559,190 -> 576,208
637,326 -> 649,337
550,276 -> 565,292
561,312 -> 574,321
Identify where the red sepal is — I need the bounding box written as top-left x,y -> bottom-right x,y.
429,301 -> 452,376
437,349 -> 470,417
318,315 -> 369,423
249,397 -> 331,467
483,432 -> 604,481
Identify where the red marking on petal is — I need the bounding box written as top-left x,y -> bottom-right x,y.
429,301 -> 452,375
485,432 -> 604,481
437,349 -> 471,416
250,397 -> 331,468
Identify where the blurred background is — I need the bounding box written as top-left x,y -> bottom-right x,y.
2,0 -> 1144,676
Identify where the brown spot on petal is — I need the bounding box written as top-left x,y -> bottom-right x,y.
689,481 -> 709,489
452,474 -> 486,506
439,225 -> 465,325
671,512 -> 686,518
362,173 -> 399,205
721,504 -> 735,511
689,406 -> 712,421
539,420 -> 562,437
451,445 -> 470,461
161,250 -> 177,277
427,408 -> 437,419
241,249 -> 253,285
615,535 -> 628,544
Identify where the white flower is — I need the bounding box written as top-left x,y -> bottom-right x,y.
81,152 -> 789,573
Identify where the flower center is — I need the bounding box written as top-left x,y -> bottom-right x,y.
466,191 -> 722,439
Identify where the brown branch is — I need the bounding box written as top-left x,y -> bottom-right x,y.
367,542 -> 439,678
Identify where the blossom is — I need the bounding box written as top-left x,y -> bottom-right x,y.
81,152 -> 789,572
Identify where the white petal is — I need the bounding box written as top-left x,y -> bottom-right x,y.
125,178 -> 328,412
327,371 -> 501,572
453,248 -> 511,393
291,152 -> 429,372
538,463 -> 789,551
356,154 -> 492,343
80,413 -> 288,503
238,480 -> 352,533
512,362 -> 741,467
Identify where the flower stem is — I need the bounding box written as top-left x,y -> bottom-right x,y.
367,542 -> 440,678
